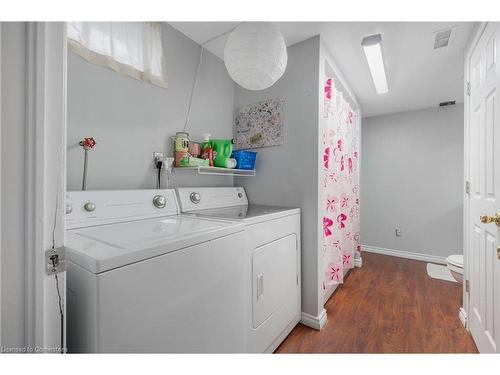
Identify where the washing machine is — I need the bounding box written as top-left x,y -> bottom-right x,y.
176,187 -> 301,353
65,189 -> 246,353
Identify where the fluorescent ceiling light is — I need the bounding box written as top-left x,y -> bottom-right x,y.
361,34 -> 389,94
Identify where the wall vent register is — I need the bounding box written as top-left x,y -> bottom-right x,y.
433,26 -> 457,50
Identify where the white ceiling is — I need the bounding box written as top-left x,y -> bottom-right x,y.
169,22 -> 476,118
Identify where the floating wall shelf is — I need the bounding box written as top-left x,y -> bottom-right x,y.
173,166 -> 255,177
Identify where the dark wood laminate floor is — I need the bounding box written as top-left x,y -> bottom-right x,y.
276,252 -> 478,353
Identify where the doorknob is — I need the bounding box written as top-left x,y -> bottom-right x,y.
498,246 -> 500,260
480,213 -> 500,226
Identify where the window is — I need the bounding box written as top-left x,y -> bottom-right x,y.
67,22 -> 167,88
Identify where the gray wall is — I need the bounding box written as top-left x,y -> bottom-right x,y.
234,36 -> 321,317
361,105 -> 464,259
1,22 -> 27,348
67,23 -> 234,190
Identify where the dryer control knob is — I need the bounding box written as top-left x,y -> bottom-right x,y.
190,192 -> 201,204
153,195 -> 167,209
84,202 -> 96,212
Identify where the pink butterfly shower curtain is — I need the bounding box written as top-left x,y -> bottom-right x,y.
322,75 -> 360,291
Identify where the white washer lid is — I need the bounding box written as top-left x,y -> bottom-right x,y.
190,204 -> 300,224
66,215 -> 244,274
447,254 -> 463,268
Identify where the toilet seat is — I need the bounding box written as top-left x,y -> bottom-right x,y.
446,254 -> 463,275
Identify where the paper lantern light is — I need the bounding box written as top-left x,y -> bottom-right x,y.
224,22 -> 288,91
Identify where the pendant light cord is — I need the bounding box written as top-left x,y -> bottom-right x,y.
183,46 -> 204,132
182,23 -> 242,133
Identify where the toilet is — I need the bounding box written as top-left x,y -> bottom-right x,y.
446,254 -> 464,283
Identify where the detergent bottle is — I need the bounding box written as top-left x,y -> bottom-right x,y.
211,139 -> 234,168
200,133 -> 214,167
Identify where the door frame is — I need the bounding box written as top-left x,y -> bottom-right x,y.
0,22 -> 67,352
463,22 -> 488,330
27,21 -> 67,352
0,22 -> 3,346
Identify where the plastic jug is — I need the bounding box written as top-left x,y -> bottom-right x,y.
211,139 -> 234,168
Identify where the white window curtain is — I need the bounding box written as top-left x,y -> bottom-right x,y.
67,22 -> 167,88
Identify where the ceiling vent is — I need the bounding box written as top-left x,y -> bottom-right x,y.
433,26 -> 457,49
439,100 -> 456,107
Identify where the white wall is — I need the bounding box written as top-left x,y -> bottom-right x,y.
1,22 -> 27,348
67,23 -> 235,190
234,36 -> 321,318
361,105 -> 464,260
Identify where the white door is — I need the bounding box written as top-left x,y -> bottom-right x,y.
467,22 -> 500,353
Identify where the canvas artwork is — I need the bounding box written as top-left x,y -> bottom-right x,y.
234,98 -> 284,149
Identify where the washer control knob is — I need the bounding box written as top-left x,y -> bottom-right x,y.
238,192 -> 243,198
153,195 -> 167,209
190,192 -> 201,204
83,202 -> 96,212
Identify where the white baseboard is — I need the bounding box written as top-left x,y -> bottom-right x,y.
459,307 -> 468,329
354,257 -> 362,267
300,308 -> 327,331
362,245 -> 447,265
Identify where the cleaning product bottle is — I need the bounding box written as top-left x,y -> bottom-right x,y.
201,133 -> 214,167
212,139 -> 234,168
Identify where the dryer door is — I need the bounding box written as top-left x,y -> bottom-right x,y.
252,234 -> 298,328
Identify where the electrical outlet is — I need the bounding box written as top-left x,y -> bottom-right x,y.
153,152 -> 164,171
395,229 -> 402,237
153,152 -> 164,162
45,247 -> 67,275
